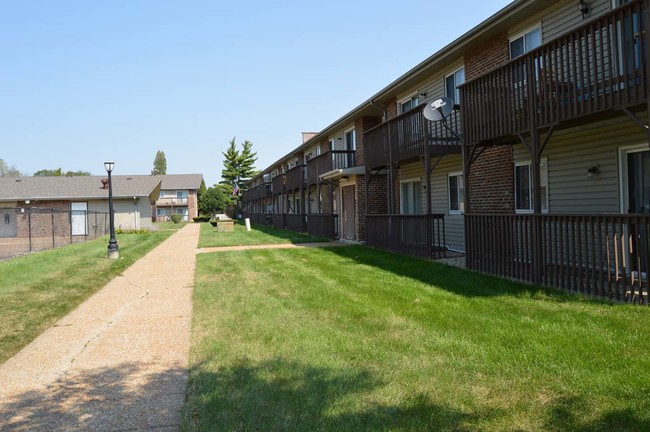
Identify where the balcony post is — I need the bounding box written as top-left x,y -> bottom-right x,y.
531,129 -> 543,284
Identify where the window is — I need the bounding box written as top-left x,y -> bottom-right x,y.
510,26 -> 542,59
445,68 -> 465,104
400,180 -> 422,214
515,160 -> 548,212
176,191 -> 188,198
156,208 -> 170,216
344,130 -> 355,151
329,139 -> 334,151
399,95 -> 420,114
448,173 -> 465,213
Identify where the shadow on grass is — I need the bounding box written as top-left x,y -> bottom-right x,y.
182,358 -> 473,431
245,221 -> 329,244
321,245 -> 596,302
182,358 -> 650,431
0,362 -> 187,432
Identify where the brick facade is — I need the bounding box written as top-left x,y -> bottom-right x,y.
465,32 -> 510,81
464,32 -> 515,213
354,116 -> 381,166
16,200 -> 71,238
468,146 -> 514,213
355,176 -> 366,241
365,174 -> 388,215
386,98 -> 398,121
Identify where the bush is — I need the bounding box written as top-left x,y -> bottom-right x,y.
116,228 -> 152,235
193,215 -> 210,223
171,214 -> 182,224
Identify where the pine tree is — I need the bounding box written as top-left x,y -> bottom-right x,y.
152,150 -> 167,175
220,137 -> 258,192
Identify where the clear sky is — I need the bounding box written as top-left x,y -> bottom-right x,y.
1,1 -> 512,186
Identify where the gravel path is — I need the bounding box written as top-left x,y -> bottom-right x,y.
0,223 -> 200,432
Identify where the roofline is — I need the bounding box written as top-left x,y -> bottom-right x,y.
251,0 -> 530,181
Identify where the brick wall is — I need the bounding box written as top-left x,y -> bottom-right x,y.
465,32 -> 514,213
354,116 -> 381,166
465,32 -> 510,81
189,190 -> 198,219
17,200 -> 71,238
319,138 -> 330,154
355,176 -> 366,241
365,174 -> 388,214
386,98 -> 398,120
468,146 -> 514,213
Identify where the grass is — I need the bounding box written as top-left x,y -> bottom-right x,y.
154,220 -> 189,230
183,245 -> 650,431
198,221 -> 328,248
0,229 -> 175,364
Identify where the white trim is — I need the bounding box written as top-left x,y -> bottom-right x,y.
444,67 -> 465,104
447,171 -> 464,215
398,94 -> 420,114
618,143 -> 648,213
514,158 -> 548,214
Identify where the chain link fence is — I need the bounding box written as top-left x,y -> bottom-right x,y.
0,207 -> 110,260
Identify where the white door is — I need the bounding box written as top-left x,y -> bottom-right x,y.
71,202 -> 88,235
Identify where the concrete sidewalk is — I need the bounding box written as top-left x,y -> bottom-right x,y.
0,223 -> 200,432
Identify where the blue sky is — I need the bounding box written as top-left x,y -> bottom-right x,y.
1,1 -> 511,186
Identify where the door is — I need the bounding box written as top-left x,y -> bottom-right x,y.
342,186 -> 356,241
71,202 -> 88,236
623,149 -> 650,273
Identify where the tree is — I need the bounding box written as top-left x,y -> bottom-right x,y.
0,159 -> 23,177
220,137 -> 257,191
33,168 -> 90,177
198,186 -> 227,216
152,150 -> 167,175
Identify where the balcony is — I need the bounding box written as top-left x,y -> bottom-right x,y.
461,0 -> 648,146
364,105 -> 462,169
156,197 -> 189,206
306,151 -> 356,185
465,213 -> 650,304
272,174 -> 285,196
285,164 -> 306,191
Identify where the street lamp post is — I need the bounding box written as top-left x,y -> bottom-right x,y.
104,161 -> 119,259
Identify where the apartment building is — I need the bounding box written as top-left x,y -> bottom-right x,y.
243,0 -> 648,303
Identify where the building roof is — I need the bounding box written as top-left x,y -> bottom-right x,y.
159,174 -> 204,190
0,175 -> 162,201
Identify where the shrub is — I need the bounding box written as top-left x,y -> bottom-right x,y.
171,214 -> 182,224
193,215 -> 210,223
116,228 -> 152,235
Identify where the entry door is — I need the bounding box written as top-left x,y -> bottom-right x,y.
71,202 -> 88,236
342,186 -> 356,241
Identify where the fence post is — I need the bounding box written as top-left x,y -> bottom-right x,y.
27,208 -> 32,252
51,210 -> 55,248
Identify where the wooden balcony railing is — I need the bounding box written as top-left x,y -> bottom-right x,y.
461,0 -> 648,145
366,214 -> 447,260
286,165 -> 306,191
272,174 -> 285,196
307,214 -> 339,239
285,214 -> 305,232
156,197 -> 188,206
364,106 -> 462,169
466,213 -> 650,304
306,151 -> 356,185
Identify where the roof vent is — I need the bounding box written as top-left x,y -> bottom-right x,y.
15,179 -> 21,182
127,177 -> 132,180
101,178 -> 109,189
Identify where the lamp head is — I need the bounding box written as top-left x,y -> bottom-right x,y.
104,162 -> 114,173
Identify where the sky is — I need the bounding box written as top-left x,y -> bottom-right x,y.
0,1 -> 512,187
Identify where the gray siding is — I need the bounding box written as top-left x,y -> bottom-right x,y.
400,155 -> 465,252
513,113 -> 648,214
88,198 -> 154,230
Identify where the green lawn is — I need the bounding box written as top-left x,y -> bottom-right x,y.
198,221 -> 328,248
0,230 -> 174,364
154,220 -> 189,230
183,245 -> 650,431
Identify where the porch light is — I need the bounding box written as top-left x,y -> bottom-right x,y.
578,1 -> 590,19
587,165 -> 600,178
104,161 -> 114,173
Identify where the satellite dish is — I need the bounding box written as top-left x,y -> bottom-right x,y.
423,97 -> 454,122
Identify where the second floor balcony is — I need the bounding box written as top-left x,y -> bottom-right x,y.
286,164 -> 306,190
155,196 -> 189,206
272,174 -> 285,195
461,0 -> 648,146
364,104 -> 462,170
306,151 -> 356,185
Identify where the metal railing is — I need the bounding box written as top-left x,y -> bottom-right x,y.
0,207 -> 110,260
